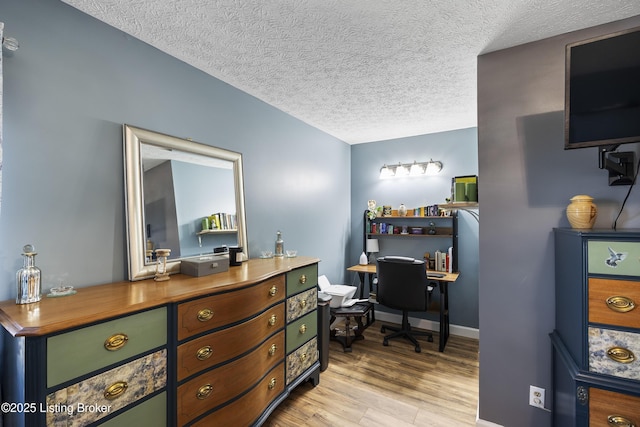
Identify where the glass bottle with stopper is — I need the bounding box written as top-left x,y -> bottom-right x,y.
275,231 -> 284,257
16,244 -> 42,304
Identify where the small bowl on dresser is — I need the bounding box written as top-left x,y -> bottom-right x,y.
286,250 -> 298,258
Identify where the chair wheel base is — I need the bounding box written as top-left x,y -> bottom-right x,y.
383,339 -> 389,346
380,326 -> 386,333
415,346 -> 421,353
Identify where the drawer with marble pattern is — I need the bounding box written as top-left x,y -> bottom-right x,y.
177,275 -> 284,340
589,277 -> 640,329
46,349 -> 166,426
191,362 -> 285,427
177,303 -> 285,380
286,264 -> 318,297
286,287 -> 317,322
286,337 -> 318,385
47,307 -> 167,387
589,388 -> 640,427
286,310 -> 317,354
177,331 -> 285,425
589,327 -> 640,380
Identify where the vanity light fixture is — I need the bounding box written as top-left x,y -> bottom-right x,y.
379,159 -> 443,179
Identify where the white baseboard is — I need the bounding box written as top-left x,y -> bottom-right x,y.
373,310 -> 479,340
476,418 -> 503,427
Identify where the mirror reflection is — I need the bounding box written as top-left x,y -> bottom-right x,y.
124,125 -> 248,280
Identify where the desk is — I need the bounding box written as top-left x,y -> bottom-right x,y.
347,264 -> 459,352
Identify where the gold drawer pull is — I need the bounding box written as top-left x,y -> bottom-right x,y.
299,352 -> 307,362
196,345 -> 213,361
197,308 -> 214,322
299,324 -> 307,334
268,314 -> 278,326
196,384 -> 213,400
606,296 -> 636,313
104,333 -> 129,351
268,344 -> 278,356
299,275 -> 307,284
300,299 -> 307,309
104,381 -> 128,400
607,347 -> 636,364
608,415 -> 636,427
268,377 -> 277,390
269,286 -> 279,297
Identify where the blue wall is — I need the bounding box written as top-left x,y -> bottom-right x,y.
350,129 -> 479,328
0,0 -> 350,299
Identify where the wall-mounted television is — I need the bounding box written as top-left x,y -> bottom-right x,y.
565,26 -> 640,150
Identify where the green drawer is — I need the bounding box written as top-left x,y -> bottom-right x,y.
47,307 -> 167,387
100,392 -> 166,427
286,264 -> 318,297
286,310 -> 317,354
588,241 -> 640,277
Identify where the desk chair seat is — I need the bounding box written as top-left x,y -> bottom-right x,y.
376,256 -> 433,353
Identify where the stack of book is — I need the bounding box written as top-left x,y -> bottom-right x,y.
208,213 -> 237,230
433,247 -> 454,273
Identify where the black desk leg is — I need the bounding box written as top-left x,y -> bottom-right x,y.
438,281 -> 450,352
356,271 -> 375,323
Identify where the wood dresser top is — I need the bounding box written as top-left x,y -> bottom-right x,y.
0,256 -> 320,337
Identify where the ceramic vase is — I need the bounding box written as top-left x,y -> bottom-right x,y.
398,204 -> 407,216
566,195 -> 597,229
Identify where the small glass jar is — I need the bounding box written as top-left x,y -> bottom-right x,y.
16,244 -> 42,304
154,249 -> 171,281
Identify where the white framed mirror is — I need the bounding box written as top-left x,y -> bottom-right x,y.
123,124 -> 248,280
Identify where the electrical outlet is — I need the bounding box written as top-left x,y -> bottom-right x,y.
529,385 -> 545,409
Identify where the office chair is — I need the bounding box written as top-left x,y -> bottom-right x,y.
376,256 -> 433,353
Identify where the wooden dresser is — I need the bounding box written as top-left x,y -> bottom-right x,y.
551,229 -> 640,426
0,256 -> 320,426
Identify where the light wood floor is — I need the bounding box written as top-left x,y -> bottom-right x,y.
265,320 -> 479,426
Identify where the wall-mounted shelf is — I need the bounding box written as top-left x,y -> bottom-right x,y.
196,229 -> 237,246
364,210 -> 458,272
439,202 -> 479,210
197,229 -> 237,236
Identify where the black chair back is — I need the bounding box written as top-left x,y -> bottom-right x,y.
376,256 -> 431,312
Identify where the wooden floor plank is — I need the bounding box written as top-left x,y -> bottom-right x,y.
265,320 -> 479,426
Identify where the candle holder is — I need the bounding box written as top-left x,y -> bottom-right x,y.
154,249 -> 171,281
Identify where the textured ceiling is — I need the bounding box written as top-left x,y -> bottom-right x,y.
62,1 -> 640,144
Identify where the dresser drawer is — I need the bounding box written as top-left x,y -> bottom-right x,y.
588,241 -> 640,276
46,349 -> 166,426
589,327 -> 640,380
590,388 -> 640,427
177,303 -> 285,380
100,392 -> 166,427
286,310 -> 317,354
177,276 -> 284,340
286,287 -> 317,322
589,278 -> 640,329
286,337 -> 318,385
177,331 -> 285,425
47,307 -> 167,387
286,264 -> 318,297
191,362 -> 285,427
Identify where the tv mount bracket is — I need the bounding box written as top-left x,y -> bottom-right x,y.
599,144 -> 635,186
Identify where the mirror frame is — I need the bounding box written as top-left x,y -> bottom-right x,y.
123,124 -> 248,281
